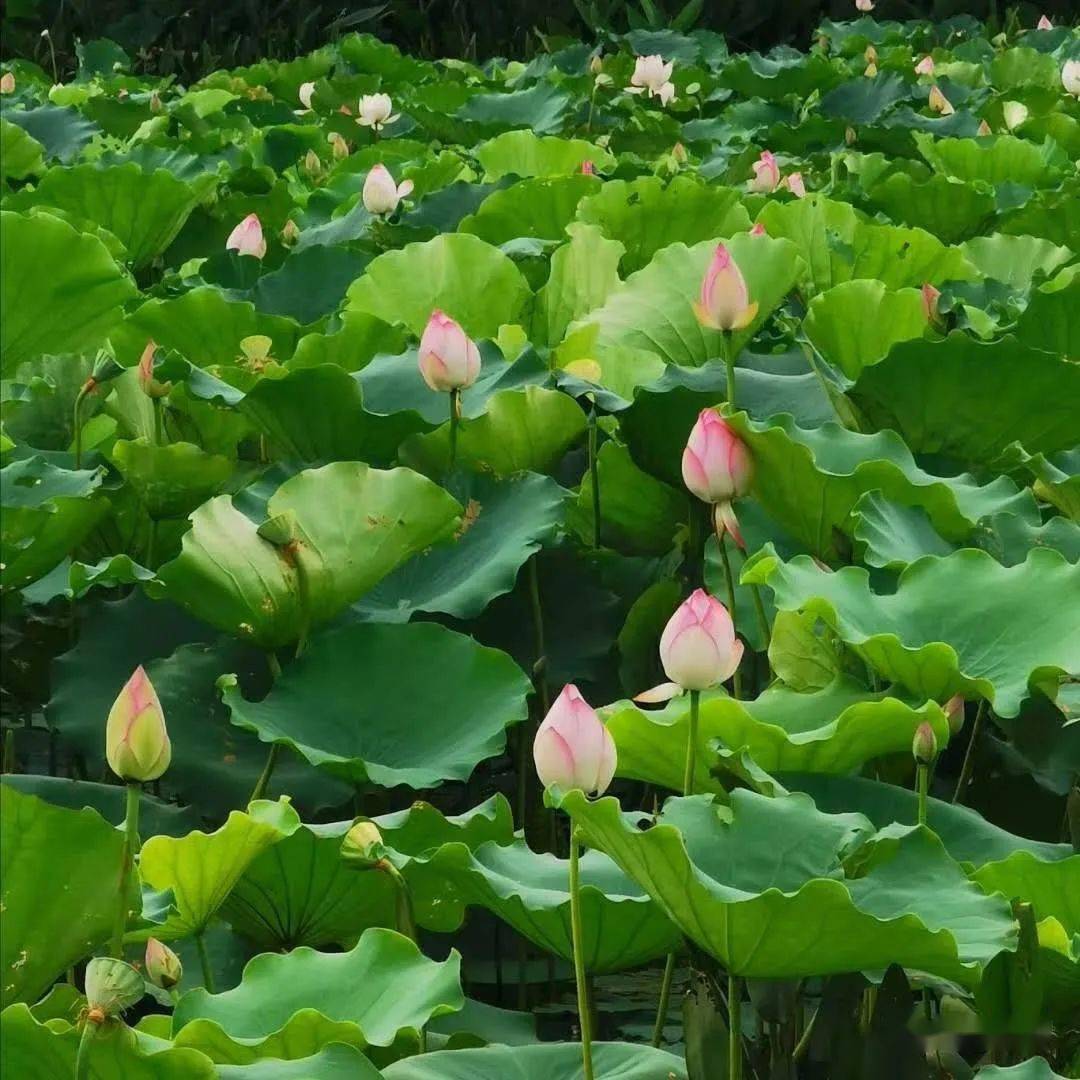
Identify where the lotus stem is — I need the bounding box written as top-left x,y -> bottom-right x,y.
682,689 -> 701,796
72,380 -> 95,469
109,782 -> 141,958
74,1019 -> 96,1080
152,398 -> 164,446
717,538 -> 742,700
588,403 -> 601,549
750,583 -> 771,673
448,388 -> 461,471
916,762 -> 930,827
568,826 -> 595,1080
249,743 -> 280,803
195,931 -> 215,993
952,699 -> 986,805
650,952 -> 676,1046
721,331 -> 736,410
729,971 -> 743,1080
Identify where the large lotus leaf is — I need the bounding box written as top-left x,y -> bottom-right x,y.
960,234 -> 1074,290
407,839 -> 679,974
803,279 -> 928,381
458,175 -> 599,246
0,454 -> 108,591
1013,266 -> 1080,358
355,470 -> 566,621
915,132 -> 1065,189
852,333 -> 1080,463
744,548 -> 1080,718
111,439 -> 234,519
561,234 -> 803,368
1002,445 -> 1080,523
556,789 -> 1016,985
863,172 -> 995,244
136,799 -> 301,941
974,1062 -> 1066,1080
474,131 -> 615,181
973,855 -> 1080,937
345,233 -> 531,340
722,50 -> 844,99
217,1045 -> 382,1079
157,463 -> 462,648
400,386 -> 586,478
575,176 -> 752,274
288,310 -> 405,372
382,1042 -> 688,1079
0,210 -> 136,376
0,787 -> 128,1007
457,82 -> 572,134
5,163 -> 217,268
171,929 -> 463,1061
0,118 -> 44,180
223,620 -> 531,788
605,678 -> 950,794
0,1005 -> 217,1080
723,412 -> 1035,559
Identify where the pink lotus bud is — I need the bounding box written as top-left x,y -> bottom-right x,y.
298,81 -> 316,109
783,171 -> 807,198
714,500 -> 745,550
748,150 -> 780,193
749,222 -> 767,237
915,55 -> 935,76
976,119 -> 992,136
928,85 -> 955,116
693,244 -> 759,333
682,409 -> 753,504
418,310 -> 481,392
0,72 -> 14,94
944,695 -> 965,735
672,141 -> 688,164
855,0 -> 874,10
137,339 -> 170,399
362,164 -> 413,216
660,589 -> 743,691
1037,15 -> 1052,29
581,159 -> 596,175
145,938 -> 182,990
281,219 -> 300,245
357,92 -> 397,129
912,722 -> 938,766
1062,61 -> 1080,97
921,283 -> 942,324
106,666 -> 171,782
225,213 -> 266,259
533,685 -> 617,795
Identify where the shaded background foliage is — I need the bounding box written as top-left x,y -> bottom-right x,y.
2,0 -> 1075,81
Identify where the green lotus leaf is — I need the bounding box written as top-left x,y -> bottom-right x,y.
66,554 -> 157,598
721,51 -> 845,100
0,210 -> 136,376
555,788 -> 1016,985
156,462 -> 462,648
5,163 -> 217,268
1001,445 -> 1080,522
345,233 -> 531,340
217,1045 -> 382,1079
960,234 -> 1073,290
915,131 -> 1066,189
288,310 -> 405,372
1014,266 -> 1080,358
0,118 -> 44,180
723,411 -> 1035,559
136,798 -> 301,941
819,71 -> 908,123
111,438 -> 234,519
400,386 -> 586,478
852,333 -> 1080,462
863,172 -> 995,244
561,234 -> 803,369
605,678 -> 950,794
458,82 -> 572,134
0,787 -> 129,1007
0,454 -> 108,591
765,609 -> 845,691
743,547 -> 1080,717
575,176 -> 751,275
974,1061 -> 1066,1080
238,245 -> 372,325
3,105 -> 99,165
458,175 -> 600,246
474,131 -> 615,181
171,928 -> 463,1062
999,184 -> 1080,249
973,854 -> 1080,938
406,839 -> 679,974
803,279 -> 928,381
382,1041 -> 688,1079
223,620 -> 530,788
356,470 -> 566,620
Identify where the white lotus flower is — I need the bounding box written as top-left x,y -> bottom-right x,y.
357,93 -> 398,130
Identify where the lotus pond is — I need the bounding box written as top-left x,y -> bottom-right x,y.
1,9 -> 1079,1080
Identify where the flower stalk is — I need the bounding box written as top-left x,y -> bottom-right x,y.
568,826 -> 595,1080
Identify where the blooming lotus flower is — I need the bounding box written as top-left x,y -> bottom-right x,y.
693,244 -> 759,332
912,722 -> 938,766
749,222 -> 767,237
682,408 -> 753,504
298,81 -> 316,109
357,92 -> 397,130
362,164 -> 414,215
225,213 -> 266,258
748,150 -> 780,193
915,55 -> 935,76
656,81 -> 677,106
944,694 -> 965,735
783,171 -> 807,198
1002,101 -> 1028,131
855,0 -> 874,10
533,684 -> 617,795
921,283 -> 942,324
418,310 -> 481,392
658,589 -> 743,692
106,666 -> 171,782
1037,15 -> 1053,29
145,939 -> 182,990
628,54 -> 674,100
1062,60 -> 1080,97
928,85 -> 955,116
0,72 -> 14,94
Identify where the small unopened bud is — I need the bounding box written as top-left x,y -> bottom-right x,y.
106,666 -> 171,783
144,938 -> 182,990
341,820 -> 386,869
303,149 -> 322,179
137,340 -> 171,399
0,72 -> 15,95
976,119 -> 992,136
149,91 -> 162,114
672,141 -> 688,164
280,219 -> 300,245
84,957 -> 144,1018
912,722 -> 938,766
864,45 -> 878,63
593,73 -> 613,88
845,126 -> 857,145
944,695 -> 965,735
589,53 -> 603,75
328,131 -> 349,160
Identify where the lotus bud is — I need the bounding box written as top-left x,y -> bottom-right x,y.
363,163 -> 413,216
659,589 -> 744,691
328,131 -> 349,159
628,54 -> 675,100
136,340 -> 171,399
303,149 -> 323,180
672,141 -> 688,164
144,938 -> 182,990
341,820 -> 387,870
281,219 -> 300,245
1036,14 -> 1052,29
749,222 -> 767,237
533,684 -> 617,795
855,0 -> 874,10
84,958 -> 144,1019
149,90 -> 162,113
915,55 -> 935,76
1002,101 -> 1028,131
581,159 -> 596,175
105,666 -> 171,783
784,171 -> 807,198
357,92 -> 398,130
0,72 -> 14,94
298,81 -> 316,109
845,125 -> 857,145
693,244 -> 759,332
594,72 -> 613,89
864,61 -> 878,78
714,500 -> 745,551
589,53 -> 603,75
1063,61 -> 1080,97
928,85 -> 955,116
912,722 -> 938,766
682,409 -> 753,504
748,150 -> 780,193
944,695 -> 965,736
921,283 -> 942,325
864,45 -> 878,64
225,213 -> 267,259
418,310 -> 481,392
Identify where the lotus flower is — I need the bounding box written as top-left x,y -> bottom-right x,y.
914,55 -> 935,76
928,85 -> 955,116
1037,15 -> 1053,29
864,61 -> 878,78
944,695 -> 965,735
628,55 -> 674,101
682,408 -> 753,504
855,0 -> 874,10
362,164 -> 414,215
145,939 -> 182,990
533,684 -> 617,795
693,244 -> 759,332
136,339 -> 170,399
106,666 -> 171,782
418,310 -> 481,392
581,159 -> 596,175
281,219 -> 300,245
659,589 -> 743,692
1002,101 -> 1028,131
298,81 -> 316,109
912,722 -> 938,766
921,283 -> 942,324
0,72 -> 14,94
341,821 -> 387,870
225,213 -> 266,258
976,119 -> 992,136
1062,60 -> 1080,97
783,171 -> 807,198
748,150 -> 780,193
357,92 -> 398,130
749,222 -> 767,237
